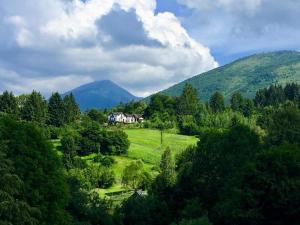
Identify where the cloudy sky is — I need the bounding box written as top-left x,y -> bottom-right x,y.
0,0 -> 299,97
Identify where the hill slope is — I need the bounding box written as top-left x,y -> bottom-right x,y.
160,51 -> 300,101
64,80 -> 140,111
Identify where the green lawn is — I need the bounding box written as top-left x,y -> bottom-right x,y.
125,129 -> 198,165
51,128 -> 198,203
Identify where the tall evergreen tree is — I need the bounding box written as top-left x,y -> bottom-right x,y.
159,147 -> 176,187
230,91 -> 244,112
48,92 -> 65,127
152,147 -> 176,197
21,91 -> 48,124
209,91 -> 225,113
63,93 -> 80,124
177,83 -> 199,115
0,91 -> 18,115
0,144 -> 39,225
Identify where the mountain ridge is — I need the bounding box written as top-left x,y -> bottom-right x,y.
156,50 -> 300,101
64,80 -> 140,111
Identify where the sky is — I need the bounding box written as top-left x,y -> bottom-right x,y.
0,0 -> 299,97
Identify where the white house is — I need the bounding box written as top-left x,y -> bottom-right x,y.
125,114 -> 136,124
108,112 -> 144,124
108,112 -> 126,124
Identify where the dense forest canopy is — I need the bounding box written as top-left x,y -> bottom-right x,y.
1,82 -> 300,225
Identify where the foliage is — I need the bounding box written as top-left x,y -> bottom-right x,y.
122,160 -> 152,190
177,83 -> 199,116
86,109 -> 107,124
0,144 -> 39,225
145,93 -> 176,119
48,92 -> 65,127
63,93 -> 80,124
0,91 -> 18,116
159,51 -> 300,101
265,103 -> 300,146
209,91 -> 225,113
151,147 -> 176,197
118,194 -> 171,225
101,130 -> 130,155
20,91 -> 48,124
0,117 -> 71,225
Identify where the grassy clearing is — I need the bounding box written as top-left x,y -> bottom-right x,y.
51,128 -> 198,203
125,129 -> 198,165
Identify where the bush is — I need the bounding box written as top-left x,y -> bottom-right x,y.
101,130 -> 130,155
93,154 -> 115,167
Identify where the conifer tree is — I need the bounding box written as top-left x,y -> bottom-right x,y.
0,91 -> 18,115
21,91 -> 48,123
63,93 -> 80,124
178,83 -> 199,115
230,91 -> 244,112
209,91 -> 225,113
48,92 -> 65,127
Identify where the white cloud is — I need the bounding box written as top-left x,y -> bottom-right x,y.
0,0 -> 217,97
177,0 -> 300,62
178,0 -> 262,14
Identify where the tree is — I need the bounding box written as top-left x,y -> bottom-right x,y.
48,92 -> 65,127
152,147 -> 176,197
0,144 -> 39,225
209,91 -> 225,113
230,91 -> 244,112
284,83 -> 300,103
266,104 -> 300,146
78,122 -> 102,156
151,113 -> 174,145
86,109 -> 107,124
242,99 -> 254,117
177,83 -> 199,115
101,130 -> 130,155
159,147 -> 176,187
0,117 -> 71,225
21,91 -> 48,123
0,91 -> 18,116
215,144 -> 300,225
122,160 -> 151,190
63,93 -> 80,124
61,136 -> 77,170
145,94 -> 176,119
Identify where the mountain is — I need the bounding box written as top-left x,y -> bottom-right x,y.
64,80 -> 140,111
159,51 -> 300,101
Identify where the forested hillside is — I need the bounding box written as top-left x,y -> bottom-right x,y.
159,51 -> 300,101
1,81 -> 300,225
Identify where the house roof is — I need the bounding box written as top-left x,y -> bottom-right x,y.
109,112 -> 124,116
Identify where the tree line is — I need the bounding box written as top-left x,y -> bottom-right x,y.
0,91 -> 80,126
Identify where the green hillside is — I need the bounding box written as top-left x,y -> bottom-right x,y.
160,51 -> 300,101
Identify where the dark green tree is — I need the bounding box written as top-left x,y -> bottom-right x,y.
242,99 -> 254,117
209,91 -> 225,113
0,117 -> 71,225
0,144 -> 39,225
266,104 -> 300,146
48,92 -> 65,127
21,91 -> 48,123
63,93 -> 80,124
0,91 -> 18,116
284,83 -> 300,104
230,91 -> 244,112
145,94 -> 176,119
86,109 -> 107,124
122,160 -> 151,190
177,83 -> 199,115
61,136 -> 77,170
152,147 -> 176,197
